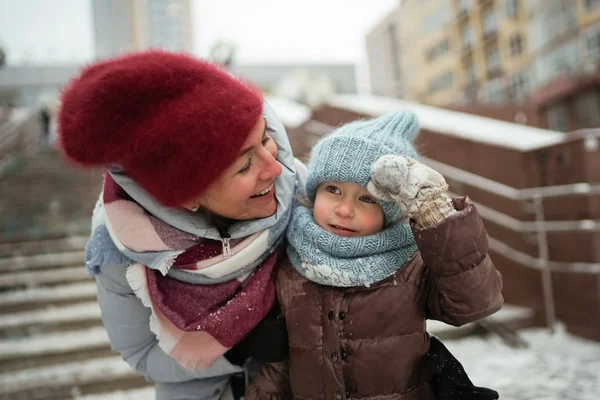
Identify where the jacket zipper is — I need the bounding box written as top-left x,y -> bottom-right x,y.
217,226 -> 232,258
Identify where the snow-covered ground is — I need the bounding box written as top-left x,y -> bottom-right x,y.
445,324 -> 600,400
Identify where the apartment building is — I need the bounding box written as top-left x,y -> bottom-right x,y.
368,0 -> 600,130
92,0 -> 194,58
527,0 -> 600,131
366,8 -> 404,98
384,0 -> 532,105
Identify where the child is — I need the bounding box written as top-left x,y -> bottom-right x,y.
247,111 -> 503,400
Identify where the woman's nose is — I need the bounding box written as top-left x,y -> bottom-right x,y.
258,152 -> 282,181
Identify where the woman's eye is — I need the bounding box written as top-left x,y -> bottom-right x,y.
238,159 -> 252,174
360,195 -> 376,204
326,186 -> 341,194
262,134 -> 272,145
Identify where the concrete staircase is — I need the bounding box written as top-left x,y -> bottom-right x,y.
0,147 -> 154,398
0,236 -> 154,400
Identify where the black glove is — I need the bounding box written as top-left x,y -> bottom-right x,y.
427,336 -> 499,400
225,302 -> 289,365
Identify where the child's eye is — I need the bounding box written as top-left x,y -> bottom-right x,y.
326,185 -> 341,194
262,135 -> 272,145
360,195 -> 376,204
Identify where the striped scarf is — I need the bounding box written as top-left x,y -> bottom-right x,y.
88,173 -> 291,371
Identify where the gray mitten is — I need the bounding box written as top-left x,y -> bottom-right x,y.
367,155 -> 454,227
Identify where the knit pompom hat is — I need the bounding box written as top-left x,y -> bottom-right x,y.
305,111 -> 419,225
58,50 -> 263,207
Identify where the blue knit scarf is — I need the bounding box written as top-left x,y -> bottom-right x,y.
286,204 -> 419,287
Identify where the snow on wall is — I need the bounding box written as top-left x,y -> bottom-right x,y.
327,94 -> 566,152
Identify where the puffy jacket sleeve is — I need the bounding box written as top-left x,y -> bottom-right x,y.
414,197 -> 504,326
95,263 -> 242,383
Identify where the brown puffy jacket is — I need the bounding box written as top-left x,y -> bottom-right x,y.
247,197 -> 503,400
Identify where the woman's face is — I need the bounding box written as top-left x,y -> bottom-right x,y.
182,116 -> 283,220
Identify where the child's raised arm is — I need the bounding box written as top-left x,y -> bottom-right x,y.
369,155 -> 503,326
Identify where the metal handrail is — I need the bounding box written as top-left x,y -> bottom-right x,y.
422,156 -> 600,200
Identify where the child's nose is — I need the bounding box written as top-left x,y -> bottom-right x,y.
335,201 -> 354,218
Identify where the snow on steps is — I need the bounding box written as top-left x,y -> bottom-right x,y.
427,304 -> 535,339
0,281 -> 96,307
0,301 -> 100,330
0,355 -> 141,395
0,250 -> 85,272
0,326 -> 109,361
0,265 -> 89,288
75,387 -> 156,400
0,235 -> 88,257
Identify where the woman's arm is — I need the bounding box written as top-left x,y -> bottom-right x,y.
95,264 -> 242,382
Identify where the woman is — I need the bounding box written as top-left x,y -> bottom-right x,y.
59,50 -> 498,400
58,50 -> 298,399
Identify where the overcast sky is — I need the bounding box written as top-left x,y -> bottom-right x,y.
0,0 -> 399,65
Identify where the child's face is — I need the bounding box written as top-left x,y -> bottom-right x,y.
313,181 -> 384,237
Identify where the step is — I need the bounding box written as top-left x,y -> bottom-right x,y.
0,235 -> 88,257
0,281 -> 96,307
0,301 -> 100,331
0,251 -> 85,272
0,326 -> 109,361
427,304 -> 535,339
0,355 -> 140,395
75,387 -> 155,400
0,265 -> 89,288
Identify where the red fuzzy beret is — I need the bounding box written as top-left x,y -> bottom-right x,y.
58,50 -> 263,207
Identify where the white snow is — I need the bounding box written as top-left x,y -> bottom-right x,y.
75,387 -> 155,400
0,301 -> 100,330
0,326 -> 109,360
0,281 -> 96,306
0,355 -> 139,394
445,324 -> 600,400
266,96 -> 312,129
327,94 -> 566,151
0,235 -> 88,256
0,265 -> 89,288
427,304 -> 534,338
0,251 -> 85,272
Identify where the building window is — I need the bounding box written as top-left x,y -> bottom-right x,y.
486,47 -> 502,75
482,8 -> 498,36
508,71 -> 530,101
465,59 -> 477,82
585,0 -> 600,11
458,0 -> 473,12
583,24 -> 600,62
504,0 -> 518,19
428,71 -> 454,94
426,39 -> 450,61
485,79 -> 506,102
462,25 -> 475,47
574,91 -> 600,127
422,3 -> 452,34
546,103 -> 569,132
388,24 -> 402,81
509,33 -> 524,56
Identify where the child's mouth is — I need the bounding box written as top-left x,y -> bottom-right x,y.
329,224 -> 356,233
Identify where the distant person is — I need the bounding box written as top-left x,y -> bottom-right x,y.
39,107 -> 51,146
247,112 -> 503,400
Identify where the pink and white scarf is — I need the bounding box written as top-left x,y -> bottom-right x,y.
92,174 -> 286,370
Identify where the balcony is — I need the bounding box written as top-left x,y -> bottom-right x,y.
462,43 -> 474,57
487,67 -> 504,79
483,29 -> 498,43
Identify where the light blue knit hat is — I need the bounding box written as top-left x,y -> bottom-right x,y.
305,111 -> 419,225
